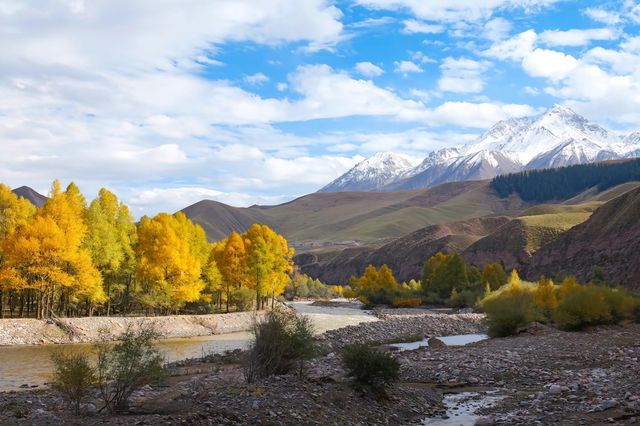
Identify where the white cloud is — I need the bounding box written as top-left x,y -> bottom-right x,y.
584,7 -> 621,25
399,101 -> 537,128
276,82 -> 288,91
522,48 -> 578,81
394,60 -> 423,74
539,28 -> 619,47
129,187 -> 293,213
402,19 -> 444,34
0,0 -> 345,71
355,62 -> 384,77
483,29 -> 537,61
483,17 -> 512,41
621,36 -> 640,53
524,86 -> 540,95
409,89 -> 432,102
438,57 -> 489,93
411,51 -> 437,63
355,0 -> 561,23
244,72 -> 270,85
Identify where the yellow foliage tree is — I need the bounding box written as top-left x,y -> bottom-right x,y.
2,181 -> 106,318
244,224 -> 293,310
134,213 -> 206,312
85,188 -> 137,315
0,184 -> 36,317
534,276 -> 557,317
213,232 -> 248,312
507,269 -> 521,289
559,275 -> 579,299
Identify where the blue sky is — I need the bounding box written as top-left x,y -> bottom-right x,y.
1,0 -> 640,215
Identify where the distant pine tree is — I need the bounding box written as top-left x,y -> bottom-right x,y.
490,158 -> 640,202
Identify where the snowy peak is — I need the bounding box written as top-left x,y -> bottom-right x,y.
462,104 -> 615,165
320,105 -> 640,193
318,152 -> 419,192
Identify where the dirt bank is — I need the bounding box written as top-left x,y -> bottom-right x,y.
0,311 -> 267,346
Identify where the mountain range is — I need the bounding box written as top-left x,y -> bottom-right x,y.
320,105 -> 640,193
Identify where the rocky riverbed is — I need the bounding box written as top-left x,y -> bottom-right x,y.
1,311 -> 639,425
320,311 -> 486,350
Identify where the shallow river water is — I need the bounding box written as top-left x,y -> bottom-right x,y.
0,301 -> 377,391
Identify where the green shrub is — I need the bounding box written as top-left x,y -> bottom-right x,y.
480,284 -> 543,337
230,287 -> 254,311
244,308 -> 317,383
342,344 -> 399,395
601,287 -> 637,322
95,324 -> 165,413
448,289 -> 478,308
553,285 -> 612,330
50,352 -> 96,415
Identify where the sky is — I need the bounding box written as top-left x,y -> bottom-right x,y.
2,0 -> 640,216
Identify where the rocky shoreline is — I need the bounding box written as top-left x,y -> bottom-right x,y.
0,311 -> 266,346
320,311 -> 486,349
1,309 -> 639,425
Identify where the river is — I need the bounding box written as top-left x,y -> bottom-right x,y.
0,301 -> 377,391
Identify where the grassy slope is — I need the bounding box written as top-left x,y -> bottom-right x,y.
462,182 -> 640,270
183,180 -> 530,243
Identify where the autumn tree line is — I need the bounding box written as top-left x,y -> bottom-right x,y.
0,181 -> 295,319
347,252 -> 640,335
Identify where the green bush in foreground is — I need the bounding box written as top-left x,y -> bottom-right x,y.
50,352 -> 97,415
244,308 -> 317,383
96,324 -> 165,413
342,344 -> 399,395
480,282 -> 543,337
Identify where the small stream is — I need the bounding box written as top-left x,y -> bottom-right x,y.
390,334 -> 488,351
422,391 -> 505,425
0,300 -> 377,391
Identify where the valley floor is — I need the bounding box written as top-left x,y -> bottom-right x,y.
1,311 -> 639,425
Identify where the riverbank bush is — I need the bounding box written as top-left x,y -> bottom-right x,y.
480,277 -> 543,337
553,285 -> 638,330
50,352 -> 96,415
95,324 -> 165,412
230,287 -> 254,311
480,272 -> 640,334
283,273 -> 340,300
49,323 -> 165,415
244,309 -> 317,383
342,344 -> 399,395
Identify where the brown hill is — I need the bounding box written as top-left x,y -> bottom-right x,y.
296,217 -> 510,284
181,180 -> 529,244
526,185 -> 640,289
12,186 -> 47,208
462,204 -> 597,272
181,200 -> 268,241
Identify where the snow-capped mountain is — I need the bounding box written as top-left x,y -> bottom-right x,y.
320,105 -> 640,193
318,152 -> 420,192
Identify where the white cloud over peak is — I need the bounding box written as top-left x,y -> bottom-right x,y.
483,29 -> 537,61
522,48 -> 578,81
438,57 -> 489,93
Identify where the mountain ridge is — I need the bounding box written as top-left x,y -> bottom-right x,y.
323,105 -> 640,193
